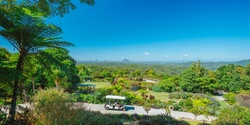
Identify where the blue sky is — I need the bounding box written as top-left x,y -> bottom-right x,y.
1,0 -> 250,62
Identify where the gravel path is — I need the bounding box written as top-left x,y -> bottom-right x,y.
214,96 -> 225,101
83,103 -> 216,122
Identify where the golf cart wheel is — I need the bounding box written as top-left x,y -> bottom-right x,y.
106,107 -> 109,110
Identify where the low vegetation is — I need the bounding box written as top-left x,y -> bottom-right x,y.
29,88 -> 122,125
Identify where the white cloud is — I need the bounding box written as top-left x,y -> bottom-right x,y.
164,55 -> 169,58
184,54 -> 188,57
144,52 -> 150,56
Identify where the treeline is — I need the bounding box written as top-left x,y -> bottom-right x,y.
78,60 -> 250,94
77,62 -> 187,81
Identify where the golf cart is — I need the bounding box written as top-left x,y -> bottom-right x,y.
104,95 -> 126,111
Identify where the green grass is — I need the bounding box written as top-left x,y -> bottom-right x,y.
132,90 -> 169,102
132,90 -> 186,103
82,82 -> 111,89
147,91 -> 169,102
147,91 -> 183,103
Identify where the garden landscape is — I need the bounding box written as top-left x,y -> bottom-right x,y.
1,0 -> 250,125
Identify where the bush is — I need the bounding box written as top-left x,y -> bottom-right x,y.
152,86 -> 164,92
178,98 -> 193,111
80,94 -> 95,103
166,100 -> 177,107
236,91 -> 250,108
149,95 -> 155,100
149,99 -> 167,109
212,105 -> 250,125
169,92 -> 182,99
30,88 -> 121,125
223,92 -> 236,105
181,92 -> 192,99
139,114 -> 189,125
30,88 -> 83,125
155,101 -> 167,109
172,103 -> 181,111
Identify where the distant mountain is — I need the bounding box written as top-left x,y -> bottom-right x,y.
122,58 -> 129,62
234,59 -> 250,66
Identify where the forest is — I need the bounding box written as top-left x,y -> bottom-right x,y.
1,0 -> 250,125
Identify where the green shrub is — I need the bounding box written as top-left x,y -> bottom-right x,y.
138,114 -> 189,125
30,88 -> 79,124
155,101 -> 167,109
181,92 -> 190,99
169,92 -> 182,99
178,98 -> 193,111
168,93 -> 175,99
223,92 -> 236,105
30,88 -> 121,125
143,102 -> 151,114
172,103 -> 181,111
212,105 -> 250,125
175,92 -> 182,99
79,94 -> 95,103
166,100 -> 177,106
152,86 -> 164,92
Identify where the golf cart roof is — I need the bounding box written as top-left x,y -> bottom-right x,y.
105,95 -> 126,100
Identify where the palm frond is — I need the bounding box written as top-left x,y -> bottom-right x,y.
36,50 -> 70,75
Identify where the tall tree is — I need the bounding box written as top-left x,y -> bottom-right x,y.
0,6 -> 74,122
42,48 -> 80,89
2,0 -> 95,17
0,47 -> 15,98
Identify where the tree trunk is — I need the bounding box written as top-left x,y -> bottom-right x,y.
23,89 -> 29,102
55,79 -> 60,89
9,53 -> 25,123
32,77 -> 35,94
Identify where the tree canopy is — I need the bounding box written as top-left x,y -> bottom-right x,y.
1,0 -> 94,17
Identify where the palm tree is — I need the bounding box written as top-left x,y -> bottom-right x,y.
0,6 -> 74,122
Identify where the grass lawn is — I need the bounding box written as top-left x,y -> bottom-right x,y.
147,91 -> 184,103
132,91 -> 170,102
132,90 -> 185,103
91,82 -> 111,88
147,91 -> 169,102
81,82 -> 111,89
